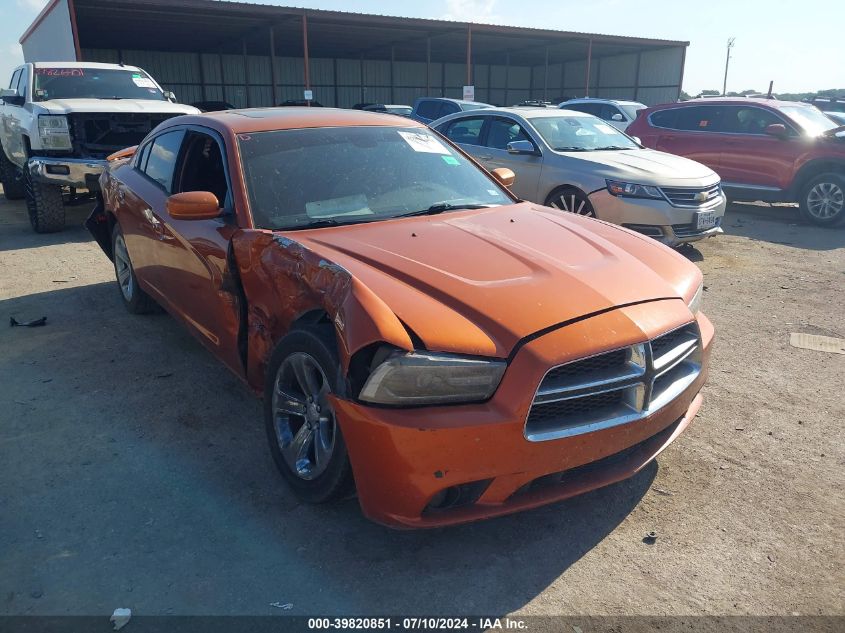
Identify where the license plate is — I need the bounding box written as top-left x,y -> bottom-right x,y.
696,210 -> 717,230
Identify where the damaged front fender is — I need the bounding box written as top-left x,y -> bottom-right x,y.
232,230 -> 414,392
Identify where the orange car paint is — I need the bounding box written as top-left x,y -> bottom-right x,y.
92,108 -> 713,528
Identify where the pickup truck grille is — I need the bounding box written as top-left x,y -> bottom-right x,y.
68,113 -> 178,159
525,323 -> 702,442
660,184 -> 722,208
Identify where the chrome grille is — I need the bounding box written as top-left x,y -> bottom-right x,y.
660,184 -> 722,208
525,323 -> 702,442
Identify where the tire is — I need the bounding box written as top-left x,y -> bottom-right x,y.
264,326 -> 354,504
799,172 -> 845,226
111,223 -> 158,314
24,167 -> 65,233
545,186 -> 596,217
0,146 -> 25,200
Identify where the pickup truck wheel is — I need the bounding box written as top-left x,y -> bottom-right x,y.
24,169 -> 65,233
545,186 -> 596,217
0,148 -> 25,200
264,327 -> 354,504
800,173 -> 845,226
111,224 -> 158,314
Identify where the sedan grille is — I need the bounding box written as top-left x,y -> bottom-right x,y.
660,184 -> 722,208
525,323 -> 701,442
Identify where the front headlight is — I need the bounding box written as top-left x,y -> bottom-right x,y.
687,282 -> 703,315
606,179 -> 663,200
359,352 -> 506,405
38,115 -> 72,150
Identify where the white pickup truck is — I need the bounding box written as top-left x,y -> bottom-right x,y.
0,61 -> 199,232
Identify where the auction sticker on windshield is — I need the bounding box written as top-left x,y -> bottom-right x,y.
397,130 -> 450,154
132,77 -> 156,88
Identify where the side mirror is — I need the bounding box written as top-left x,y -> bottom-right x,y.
164,91 -> 177,103
506,140 -> 537,155
764,123 -> 788,138
491,167 -> 515,188
166,191 -> 221,220
0,89 -> 24,106
611,113 -> 624,121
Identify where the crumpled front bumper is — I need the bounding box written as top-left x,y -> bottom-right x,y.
333,300 -> 714,528
28,157 -> 107,190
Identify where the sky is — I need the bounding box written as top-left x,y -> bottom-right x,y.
3,0 -> 844,96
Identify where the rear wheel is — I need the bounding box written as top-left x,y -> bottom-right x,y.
264,327 -> 354,504
0,146 -> 25,200
111,224 -> 158,314
545,186 -> 596,217
24,167 -> 65,233
799,173 -> 845,226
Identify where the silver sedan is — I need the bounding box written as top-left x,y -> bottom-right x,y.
431,107 -> 726,247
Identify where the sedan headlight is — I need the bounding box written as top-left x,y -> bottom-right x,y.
606,179 -> 663,200
359,352 -> 506,406
38,115 -> 72,150
687,282 -> 703,315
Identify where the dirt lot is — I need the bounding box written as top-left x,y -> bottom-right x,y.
1,193 -> 843,619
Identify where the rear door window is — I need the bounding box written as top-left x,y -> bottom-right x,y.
720,106 -> 790,135
564,102 -> 600,116
653,106 -> 724,132
443,117 -> 486,146
142,129 -> 185,193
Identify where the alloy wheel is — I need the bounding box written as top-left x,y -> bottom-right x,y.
806,181 -> 844,220
550,193 -> 595,216
113,235 -> 134,301
272,352 -> 337,481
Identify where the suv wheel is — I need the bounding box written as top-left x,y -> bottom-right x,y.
799,173 -> 845,226
0,146 -> 25,201
24,167 -> 66,233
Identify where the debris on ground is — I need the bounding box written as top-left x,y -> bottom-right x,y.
643,531 -> 658,544
270,602 -> 294,610
154,372 -> 174,379
789,333 -> 845,355
110,608 -> 131,630
10,316 -> 47,328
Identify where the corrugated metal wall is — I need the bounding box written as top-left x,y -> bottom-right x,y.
82,45 -> 684,108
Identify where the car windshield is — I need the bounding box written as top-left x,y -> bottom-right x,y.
619,103 -> 646,120
239,126 -> 511,230
386,106 -> 412,115
461,103 -> 491,111
529,115 -> 640,151
779,105 -> 838,136
33,68 -> 166,102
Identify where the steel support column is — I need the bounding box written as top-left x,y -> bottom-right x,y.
504,52 -> 510,105
269,26 -> 278,105
426,36 -> 431,95
584,38 -> 592,97
390,46 -> 395,104
302,13 -> 311,105
242,38 -> 250,107
466,25 -> 472,87
543,46 -> 549,101
633,51 -> 642,101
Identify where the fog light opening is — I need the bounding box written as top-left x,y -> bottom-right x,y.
424,479 -> 493,513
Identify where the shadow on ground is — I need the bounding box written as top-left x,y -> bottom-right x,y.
722,203 -> 845,251
1,282 -> 656,616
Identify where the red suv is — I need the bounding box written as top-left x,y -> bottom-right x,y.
627,98 -> 845,226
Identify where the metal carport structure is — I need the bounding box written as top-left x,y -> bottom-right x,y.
21,0 -> 688,108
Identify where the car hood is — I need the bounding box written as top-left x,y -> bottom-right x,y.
36,99 -> 200,115
556,148 -> 718,185
290,203 -> 698,357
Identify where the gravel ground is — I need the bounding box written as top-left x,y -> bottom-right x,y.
0,194 -> 843,619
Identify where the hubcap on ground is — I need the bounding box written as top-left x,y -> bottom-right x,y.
272,352 -> 337,481
113,235 -> 134,300
807,182 -> 844,220
550,193 -> 594,216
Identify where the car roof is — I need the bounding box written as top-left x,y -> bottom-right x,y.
30,61 -> 144,72
440,106 -> 591,119
661,97 -> 807,109
563,98 -> 644,106
173,107 -> 426,134
418,97 -> 489,106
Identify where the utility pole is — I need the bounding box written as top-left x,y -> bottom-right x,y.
722,37 -> 735,96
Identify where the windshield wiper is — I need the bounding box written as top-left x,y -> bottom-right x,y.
398,202 -> 493,218
282,217 -> 376,230
593,145 -> 636,151
554,146 -> 589,152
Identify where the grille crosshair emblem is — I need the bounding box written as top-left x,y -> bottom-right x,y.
694,191 -> 709,202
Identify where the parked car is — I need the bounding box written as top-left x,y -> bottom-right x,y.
191,100 -> 235,112
512,100 -> 556,108
362,104 -> 413,116
627,98 -> 845,225
278,99 -> 323,107
825,111 -> 845,126
559,98 -> 647,132
86,108 -> 712,528
803,96 -> 845,113
410,97 -> 492,124
432,107 -> 726,247
0,61 -> 198,232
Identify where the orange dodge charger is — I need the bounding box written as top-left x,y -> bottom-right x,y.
86,108 -> 713,528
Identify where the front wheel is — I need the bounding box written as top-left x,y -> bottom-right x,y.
264,327 -> 353,504
545,187 -> 596,217
799,173 -> 845,226
24,168 -> 65,233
